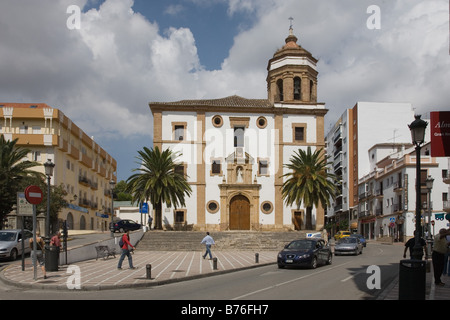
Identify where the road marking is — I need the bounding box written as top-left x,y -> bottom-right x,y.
231,261 -> 353,300
341,271 -> 364,282
341,275 -> 354,282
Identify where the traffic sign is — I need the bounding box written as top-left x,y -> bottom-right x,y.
140,203 -> 149,214
17,192 -> 33,216
24,185 -> 43,205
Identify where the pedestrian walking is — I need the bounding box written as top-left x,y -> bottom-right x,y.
117,230 -> 137,270
29,231 -> 47,279
444,233 -> 450,276
432,228 -> 450,286
50,231 -> 62,266
201,232 -> 215,260
322,229 -> 328,245
148,215 -> 153,230
403,230 -> 427,259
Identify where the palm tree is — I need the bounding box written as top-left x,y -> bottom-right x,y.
126,146 -> 192,230
0,136 -> 42,227
281,147 -> 338,230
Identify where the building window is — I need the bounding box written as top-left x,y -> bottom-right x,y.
33,151 -> 41,162
174,125 -> 184,141
294,77 -> 301,100
292,124 -> 307,143
174,163 -> 187,178
258,158 -> 269,176
207,200 -> 220,214
174,210 -> 185,223
210,159 -> 222,175
277,79 -> 283,101
261,201 -> 273,214
234,127 -> 245,147
172,122 -> 187,141
212,115 -> 223,128
256,116 -> 267,129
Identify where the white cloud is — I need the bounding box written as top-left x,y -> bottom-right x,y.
0,0 -> 449,178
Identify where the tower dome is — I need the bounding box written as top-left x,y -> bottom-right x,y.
267,27 -> 318,104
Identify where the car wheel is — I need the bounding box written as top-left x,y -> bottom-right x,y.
10,248 -> 18,261
326,253 -> 332,265
310,256 -> 317,269
278,264 -> 285,269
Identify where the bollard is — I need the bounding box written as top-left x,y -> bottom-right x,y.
213,257 -> 218,270
255,253 -> 259,263
146,264 -> 152,279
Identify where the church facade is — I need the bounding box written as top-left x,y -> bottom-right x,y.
149,28 -> 328,231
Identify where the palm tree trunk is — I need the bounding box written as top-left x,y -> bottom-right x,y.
305,206 -> 313,230
154,201 -> 163,230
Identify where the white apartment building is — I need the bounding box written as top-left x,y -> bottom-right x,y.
358,141 -> 450,241
325,102 -> 415,232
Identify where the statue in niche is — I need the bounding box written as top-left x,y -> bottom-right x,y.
236,167 -> 243,183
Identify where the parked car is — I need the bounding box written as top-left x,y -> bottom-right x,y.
349,233 -> 366,247
110,219 -> 142,233
334,230 -> 351,240
277,238 -> 332,269
334,237 -> 363,255
0,229 -> 33,260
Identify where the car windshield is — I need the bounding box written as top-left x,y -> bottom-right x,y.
0,232 -> 16,242
286,240 -> 314,250
339,237 -> 357,244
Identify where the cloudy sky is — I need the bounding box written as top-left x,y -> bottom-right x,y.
1,0 -> 449,181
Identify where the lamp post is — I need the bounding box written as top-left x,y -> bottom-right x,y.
110,179 -> 116,237
425,175 -> 434,255
408,115 -> 428,261
43,159 -> 55,247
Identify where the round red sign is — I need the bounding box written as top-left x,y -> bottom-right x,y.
24,185 -> 43,205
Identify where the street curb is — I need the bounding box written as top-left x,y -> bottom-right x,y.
0,261 -> 276,292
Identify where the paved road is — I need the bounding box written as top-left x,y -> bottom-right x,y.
0,242 -> 402,300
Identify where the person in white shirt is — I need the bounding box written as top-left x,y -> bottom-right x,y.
201,232 -> 215,260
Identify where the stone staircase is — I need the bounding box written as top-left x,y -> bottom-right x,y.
136,230 -> 311,251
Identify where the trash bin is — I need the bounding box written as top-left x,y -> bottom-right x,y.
398,259 -> 426,300
45,246 -> 59,272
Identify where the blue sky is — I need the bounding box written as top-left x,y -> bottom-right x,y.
83,0 -> 255,71
1,0 -> 449,181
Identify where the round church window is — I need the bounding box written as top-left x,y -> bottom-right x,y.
207,200 -> 220,213
261,201 -> 273,214
257,116 -> 267,129
212,115 -> 223,128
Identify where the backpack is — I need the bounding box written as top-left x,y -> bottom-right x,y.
119,235 -> 124,247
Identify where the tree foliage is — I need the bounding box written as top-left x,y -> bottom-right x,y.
125,147 -> 192,230
281,147 -> 339,230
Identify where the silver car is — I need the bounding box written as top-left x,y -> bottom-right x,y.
334,237 -> 363,256
0,229 -> 33,260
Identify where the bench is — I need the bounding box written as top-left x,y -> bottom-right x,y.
95,245 -> 116,260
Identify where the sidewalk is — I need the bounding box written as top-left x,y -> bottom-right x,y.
0,250 -> 278,291
378,264 -> 450,300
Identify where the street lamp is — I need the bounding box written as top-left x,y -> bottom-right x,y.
425,175 -> 434,244
408,115 -> 428,261
110,179 -> 116,237
43,159 -> 55,246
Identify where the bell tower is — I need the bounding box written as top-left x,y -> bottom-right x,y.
267,24 -> 318,104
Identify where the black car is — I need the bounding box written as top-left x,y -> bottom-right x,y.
277,238 -> 332,269
110,219 -> 142,233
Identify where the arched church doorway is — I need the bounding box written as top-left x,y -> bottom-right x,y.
229,195 -> 250,230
